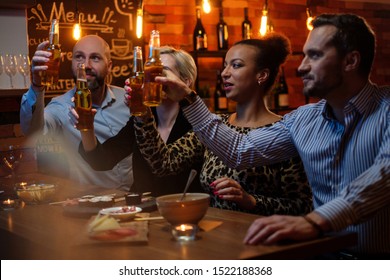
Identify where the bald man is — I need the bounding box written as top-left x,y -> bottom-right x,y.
20,35 -> 133,189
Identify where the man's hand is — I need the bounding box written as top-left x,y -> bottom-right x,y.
243,213 -> 329,245
69,97 -> 97,130
30,41 -> 51,88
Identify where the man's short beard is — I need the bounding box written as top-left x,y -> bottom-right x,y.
88,78 -> 104,90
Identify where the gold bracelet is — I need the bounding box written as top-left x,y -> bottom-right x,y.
302,215 -> 324,237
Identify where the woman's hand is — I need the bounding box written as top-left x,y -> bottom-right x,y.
155,71 -> 192,102
210,177 -> 256,210
124,78 -> 132,106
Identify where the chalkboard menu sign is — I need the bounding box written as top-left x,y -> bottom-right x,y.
27,0 -> 143,94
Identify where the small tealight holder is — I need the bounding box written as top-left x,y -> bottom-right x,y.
171,224 -> 198,241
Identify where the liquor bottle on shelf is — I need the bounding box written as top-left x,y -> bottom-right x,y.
129,46 -> 145,116
41,19 -> 61,86
273,67 -> 289,109
241,7 -> 252,40
143,30 -> 163,107
74,63 -> 93,131
193,6 -> 208,51
216,7 -> 228,50
214,70 -> 228,112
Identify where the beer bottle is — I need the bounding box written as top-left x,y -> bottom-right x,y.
143,30 -> 163,107
129,46 -> 145,116
41,19 -> 61,86
74,63 -> 93,131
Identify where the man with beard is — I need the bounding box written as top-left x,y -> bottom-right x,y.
20,35 -> 133,189
153,14 -> 389,258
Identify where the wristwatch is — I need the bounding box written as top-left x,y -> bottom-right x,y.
179,90 -> 198,108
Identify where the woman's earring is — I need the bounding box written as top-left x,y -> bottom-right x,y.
257,80 -> 262,85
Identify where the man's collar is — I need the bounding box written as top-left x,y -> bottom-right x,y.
322,82 -> 373,121
93,85 -> 116,109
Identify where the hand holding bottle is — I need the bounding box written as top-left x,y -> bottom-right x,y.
40,19 -> 61,86
30,41 -> 52,88
124,78 -> 149,117
154,70 -> 193,102
68,102 -> 97,129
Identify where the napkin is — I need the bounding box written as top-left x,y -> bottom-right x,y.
198,219 -> 223,232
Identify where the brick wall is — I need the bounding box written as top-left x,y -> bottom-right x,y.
143,0 -> 390,108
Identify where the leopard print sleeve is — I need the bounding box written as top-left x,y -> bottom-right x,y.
249,156 -> 313,215
134,116 -> 205,176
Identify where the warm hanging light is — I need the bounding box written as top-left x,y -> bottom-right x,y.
306,0 -> 314,31
259,0 -> 268,37
72,0 -> 81,40
136,3 -> 143,39
202,0 -> 211,14
306,8 -> 314,30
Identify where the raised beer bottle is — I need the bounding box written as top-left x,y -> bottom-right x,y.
74,63 -> 93,131
41,19 -> 61,86
143,30 -> 163,107
129,46 -> 145,116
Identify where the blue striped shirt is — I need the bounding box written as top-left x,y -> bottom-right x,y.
184,82 -> 390,254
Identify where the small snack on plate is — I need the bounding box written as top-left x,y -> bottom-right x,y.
88,214 -> 138,241
88,214 -> 121,232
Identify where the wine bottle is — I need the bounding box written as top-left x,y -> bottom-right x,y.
74,63 -> 93,131
193,7 -> 208,51
143,30 -> 163,107
273,67 -> 289,109
129,46 -> 145,116
216,7 -> 228,50
41,19 -> 61,86
214,70 -> 228,112
241,8 -> 252,40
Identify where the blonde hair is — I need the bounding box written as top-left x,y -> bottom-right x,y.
159,46 -> 197,89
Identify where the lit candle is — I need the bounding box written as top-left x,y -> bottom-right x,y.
172,224 -> 198,241
2,198 -> 15,209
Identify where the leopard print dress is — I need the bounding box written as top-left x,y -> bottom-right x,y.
135,114 -> 313,215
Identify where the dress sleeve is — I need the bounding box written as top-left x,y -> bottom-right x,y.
249,156 -> 313,216
134,116 -> 204,176
78,119 -> 135,170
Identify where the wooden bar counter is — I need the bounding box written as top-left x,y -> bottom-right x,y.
0,172 -> 357,260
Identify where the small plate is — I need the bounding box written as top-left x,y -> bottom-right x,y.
99,206 -> 142,221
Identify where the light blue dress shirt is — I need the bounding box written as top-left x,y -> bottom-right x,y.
20,85 -> 133,189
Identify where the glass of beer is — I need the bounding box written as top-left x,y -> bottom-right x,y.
129,46 -> 146,116
143,30 -> 163,107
